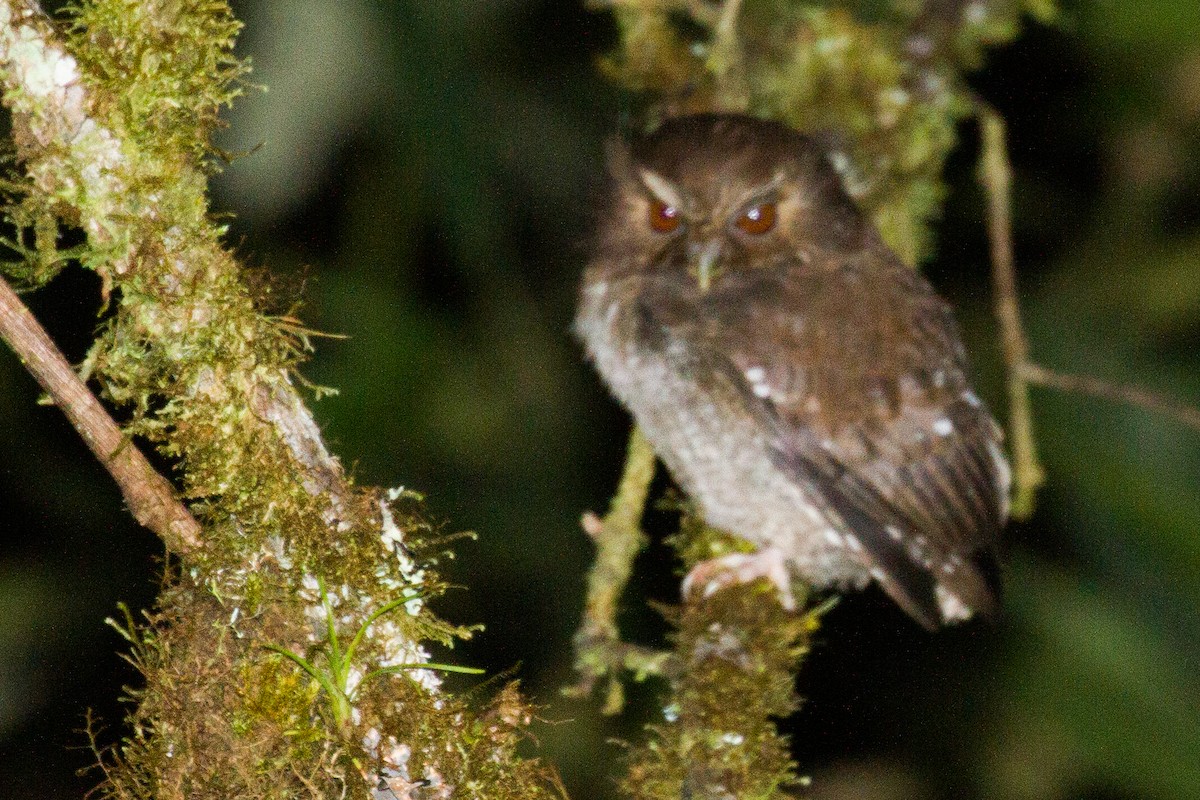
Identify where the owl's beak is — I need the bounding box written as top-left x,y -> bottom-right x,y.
690,239 -> 723,293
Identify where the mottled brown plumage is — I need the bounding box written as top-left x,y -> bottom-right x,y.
577,114 -> 1009,629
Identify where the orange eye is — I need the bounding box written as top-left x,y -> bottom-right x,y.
649,200 -> 682,233
735,202 -> 777,235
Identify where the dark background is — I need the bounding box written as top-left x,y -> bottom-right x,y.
2,1 -> 1199,798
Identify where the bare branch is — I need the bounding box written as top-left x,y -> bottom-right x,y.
1023,362 -> 1200,432
0,275 -> 202,552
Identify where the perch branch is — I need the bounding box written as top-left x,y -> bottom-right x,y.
619,582 -> 816,798
978,108 -> 1044,519
0,275 -> 202,552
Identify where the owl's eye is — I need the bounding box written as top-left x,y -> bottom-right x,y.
735,202 -> 777,235
648,200 -> 682,233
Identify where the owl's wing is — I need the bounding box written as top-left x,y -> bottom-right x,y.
644,258 -> 1007,629
764,392 -> 1006,630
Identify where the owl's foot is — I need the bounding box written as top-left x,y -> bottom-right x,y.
682,547 -> 797,611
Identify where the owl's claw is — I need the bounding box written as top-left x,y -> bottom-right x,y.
682,547 -> 797,611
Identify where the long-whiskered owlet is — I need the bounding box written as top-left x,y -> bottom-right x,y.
576,113 -> 1010,629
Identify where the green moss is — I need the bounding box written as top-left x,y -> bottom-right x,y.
98,591 -> 359,800
0,184 -> 79,287
756,7 -> 966,263
662,494 -> 756,572
620,586 -> 821,800
2,1 -> 565,796
67,0 -> 247,165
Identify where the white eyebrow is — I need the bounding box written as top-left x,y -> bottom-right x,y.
638,168 -> 685,210
730,169 -> 787,210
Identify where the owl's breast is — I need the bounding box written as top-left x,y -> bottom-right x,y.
575,274 -> 868,588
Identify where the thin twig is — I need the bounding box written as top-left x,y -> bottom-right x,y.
715,0 -> 744,36
0,275 -> 202,553
976,107 -> 1200,512
584,0 -> 719,24
1023,362 -> 1200,431
978,108 -> 1044,519
708,0 -> 748,111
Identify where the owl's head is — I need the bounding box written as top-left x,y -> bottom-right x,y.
594,114 -> 872,288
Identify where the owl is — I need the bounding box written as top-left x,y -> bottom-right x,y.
576,113 -> 1010,629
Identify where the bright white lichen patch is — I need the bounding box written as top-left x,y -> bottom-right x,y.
298,571 -> 441,696
380,490 -> 428,615
0,7 -> 125,244
363,728 -> 423,800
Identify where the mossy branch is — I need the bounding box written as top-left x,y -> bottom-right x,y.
0,1 -> 560,797
621,588 -> 820,800
567,426 -> 672,714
